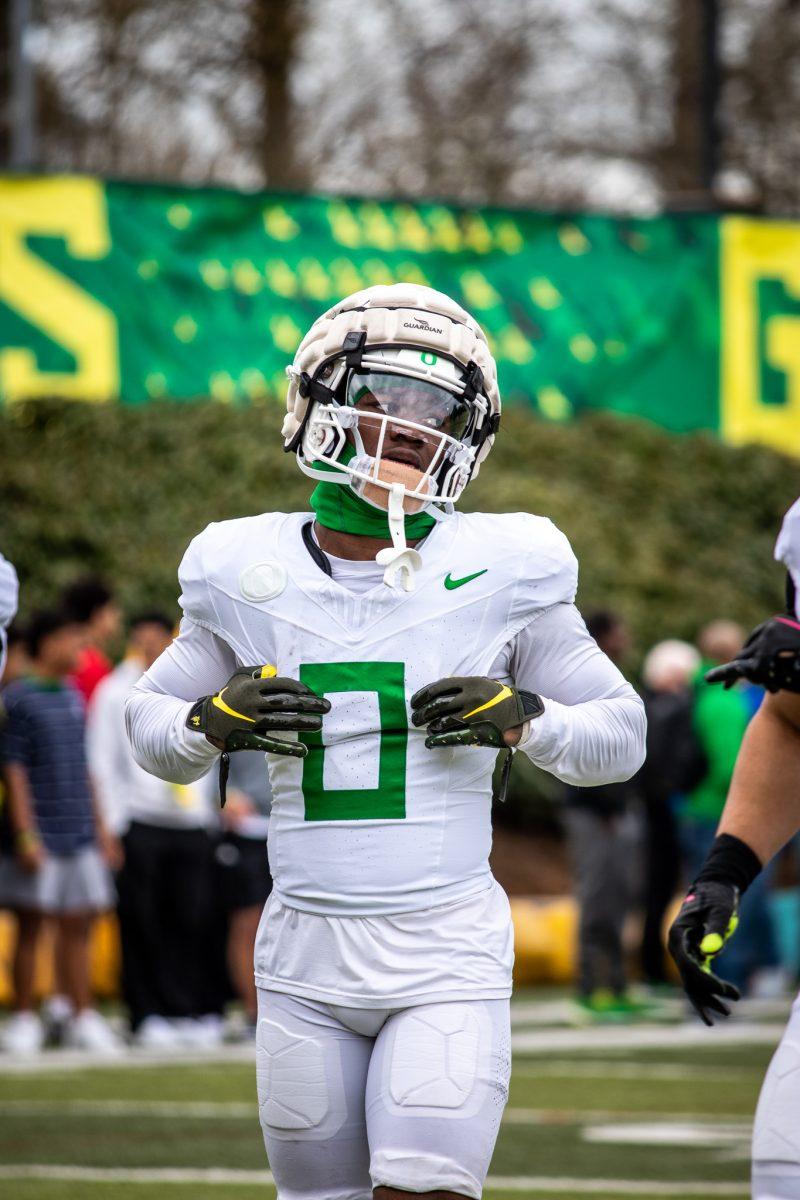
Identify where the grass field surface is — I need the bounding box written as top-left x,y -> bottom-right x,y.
0,990 -> 787,1200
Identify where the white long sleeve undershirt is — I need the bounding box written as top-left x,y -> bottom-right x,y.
126,595 -> 645,789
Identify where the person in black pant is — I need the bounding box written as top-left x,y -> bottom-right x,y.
214,750 -> 273,1034
637,639 -> 706,987
118,821 -> 218,1032
563,611 -> 642,1019
87,614 -> 219,1048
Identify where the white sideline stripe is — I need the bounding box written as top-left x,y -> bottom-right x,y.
0,1020 -> 784,1073
513,1060 -> 752,1081
486,1178 -> 749,1196
501,1108 -> 752,1127
0,1166 -> 750,1194
0,1099 -> 753,1127
0,1100 -> 256,1118
0,1044 -> 257,1074
512,1020 -> 786,1053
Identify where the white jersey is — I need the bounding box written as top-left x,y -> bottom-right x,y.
127,506 -> 645,1006
177,509 -> 577,916
776,497 -> 800,618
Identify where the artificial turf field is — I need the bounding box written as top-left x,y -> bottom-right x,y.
0,991 -> 790,1200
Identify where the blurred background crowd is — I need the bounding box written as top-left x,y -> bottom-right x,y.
1,566 -> 795,1056
0,575 -> 272,1054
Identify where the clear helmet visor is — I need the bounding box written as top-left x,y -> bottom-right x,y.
345,370 -> 472,441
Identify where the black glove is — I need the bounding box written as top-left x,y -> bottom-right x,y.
410,676 -> 544,748
667,881 -> 741,1026
706,615 -> 800,693
186,665 -> 330,759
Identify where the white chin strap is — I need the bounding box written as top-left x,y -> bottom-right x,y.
375,483 -> 424,592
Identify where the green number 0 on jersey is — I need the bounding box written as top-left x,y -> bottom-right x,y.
298,662 -> 408,821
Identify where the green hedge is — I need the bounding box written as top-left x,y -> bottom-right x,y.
2,400 -> 795,656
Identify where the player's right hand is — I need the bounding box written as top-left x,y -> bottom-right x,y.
667,880 -> 741,1026
186,665 -> 330,759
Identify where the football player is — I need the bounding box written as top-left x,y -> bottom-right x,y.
668,496 -> 800,1200
0,551 -> 19,680
126,285 -> 646,1200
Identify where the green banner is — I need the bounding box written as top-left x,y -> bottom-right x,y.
1,175 -> 799,453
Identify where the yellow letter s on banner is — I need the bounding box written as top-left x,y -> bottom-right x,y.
0,177 -> 119,402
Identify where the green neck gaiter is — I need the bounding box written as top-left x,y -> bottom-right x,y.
310,480 -> 437,539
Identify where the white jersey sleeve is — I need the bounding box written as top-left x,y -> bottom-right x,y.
0,552 -> 19,679
776,497 -> 800,619
125,618 -> 236,784
494,603 -> 646,786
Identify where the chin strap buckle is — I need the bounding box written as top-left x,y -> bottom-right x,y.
375,483 -> 423,592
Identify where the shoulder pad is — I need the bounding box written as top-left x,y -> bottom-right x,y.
0,554 -> 19,627
776,498 -> 800,574
178,513 -> 288,635
458,511 -> 578,612
776,498 -> 800,620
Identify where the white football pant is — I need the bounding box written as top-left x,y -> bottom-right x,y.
256,989 -> 511,1200
752,992 -> 800,1199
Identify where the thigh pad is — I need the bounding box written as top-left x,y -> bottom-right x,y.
257,1016 -> 330,1131
388,1002 -> 483,1111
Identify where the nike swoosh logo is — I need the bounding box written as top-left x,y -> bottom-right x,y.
212,687 -> 255,723
444,569 -> 488,590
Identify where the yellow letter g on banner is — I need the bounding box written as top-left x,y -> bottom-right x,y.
721,217 -> 800,456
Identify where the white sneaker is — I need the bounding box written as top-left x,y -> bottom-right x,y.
174,1014 -> 225,1049
1,1011 -> 44,1055
66,1009 -> 124,1055
749,967 -> 791,1000
134,1015 -> 182,1051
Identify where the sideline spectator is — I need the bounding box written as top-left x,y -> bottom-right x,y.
637,639 -> 705,988
680,620 -> 781,994
563,611 -> 643,1019
215,751 -> 272,1034
1,624 -> 29,688
87,613 -> 219,1049
62,577 -> 122,704
0,610 -> 119,1055
0,552 -> 19,680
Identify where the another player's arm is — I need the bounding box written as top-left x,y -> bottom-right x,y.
669,615 -> 800,1025
718,689 -> 800,860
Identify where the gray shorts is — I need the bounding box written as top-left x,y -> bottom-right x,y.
0,845 -> 115,914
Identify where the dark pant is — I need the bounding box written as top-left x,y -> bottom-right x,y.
640,797 -> 681,984
565,806 -> 639,996
116,821 -> 219,1030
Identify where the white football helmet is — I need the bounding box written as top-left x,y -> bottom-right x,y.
283,284 -> 501,590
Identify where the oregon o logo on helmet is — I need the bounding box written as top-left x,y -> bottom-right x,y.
420,352 -> 438,365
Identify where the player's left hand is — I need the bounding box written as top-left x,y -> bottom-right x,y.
410,676 -> 544,748
667,881 -> 741,1026
705,614 -> 800,693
